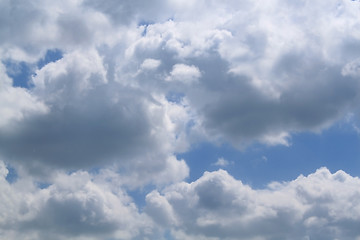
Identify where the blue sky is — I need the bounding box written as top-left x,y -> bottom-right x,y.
1,1 -> 360,240
3,49 -> 63,88
181,123 -> 360,188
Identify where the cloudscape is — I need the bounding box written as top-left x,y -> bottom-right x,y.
1,0 -> 360,239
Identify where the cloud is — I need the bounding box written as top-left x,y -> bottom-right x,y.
0,160 -> 159,240
82,0 -> 173,25
0,63 -> 48,128
96,156 -> 189,189
147,167 -> 360,240
212,157 -> 230,167
0,1 -> 360,238
0,50 -> 190,185
342,58 -> 360,78
113,0 -> 360,148
2,163 -> 360,240
140,58 -> 161,70
166,64 -> 201,84
2,0 -> 360,155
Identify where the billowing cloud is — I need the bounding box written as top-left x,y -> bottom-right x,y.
140,58 -> 161,71
110,0 -> 360,147
1,0 -> 360,158
3,160 -> 360,240
0,50 -> 190,183
166,64 -> 201,84
0,63 -> 48,128
1,0 -> 360,239
147,167 -> 360,240
0,160 -> 160,240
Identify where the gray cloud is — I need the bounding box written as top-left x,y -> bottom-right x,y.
2,0 -> 360,152
0,50 -> 190,185
197,55 -> 360,146
83,0 -> 172,25
0,52 -> 152,168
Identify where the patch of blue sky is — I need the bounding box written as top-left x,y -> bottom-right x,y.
138,20 -> 154,26
138,20 -> 154,36
37,49 -> 63,69
165,91 -> 185,103
164,230 -> 174,240
3,60 -> 34,88
5,164 -> 50,188
5,164 -> 18,184
178,123 -> 360,188
127,185 -> 156,211
36,182 -> 52,189
3,49 -> 63,89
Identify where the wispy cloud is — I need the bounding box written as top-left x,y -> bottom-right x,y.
212,157 -> 232,167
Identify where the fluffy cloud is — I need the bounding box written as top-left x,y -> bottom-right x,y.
1,1 -> 360,239
2,0 -> 360,158
186,0 -> 360,146
0,160 -> 159,240
4,160 -> 360,240
0,63 -> 48,128
113,0 -> 360,147
147,167 -> 360,240
0,48 -> 191,183
166,64 -> 201,84
140,58 -> 161,71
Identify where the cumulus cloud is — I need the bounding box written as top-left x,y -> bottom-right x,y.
147,167 -> 360,240
0,63 -> 48,128
140,58 -> 161,71
96,156 -> 189,189
2,0 -> 359,152
0,49 -> 191,183
1,0 -> 360,238
0,160 -> 160,240
4,160 -> 360,240
166,64 -> 201,84
110,0 -> 360,147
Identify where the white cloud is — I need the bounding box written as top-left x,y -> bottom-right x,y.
2,162 -> 360,240
0,50 -> 191,184
166,64 -> 201,84
145,190 -> 177,227
0,63 -> 48,129
96,155 -> 189,189
1,0 -> 360,238
147,167 -> 360,240
140,58 -> 161,70
213,157 -> 230,167
0,160 -> 158,240
2,0 -> 359,151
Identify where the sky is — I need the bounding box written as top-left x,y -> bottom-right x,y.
0,0 -> 360,239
